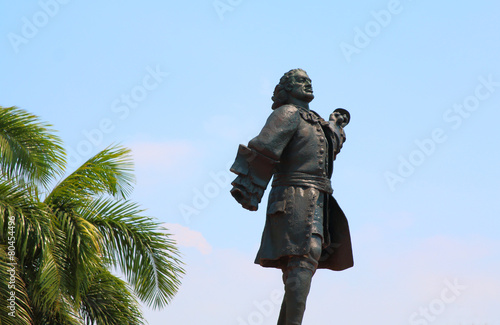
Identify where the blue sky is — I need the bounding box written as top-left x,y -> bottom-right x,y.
2,1 -> 500,324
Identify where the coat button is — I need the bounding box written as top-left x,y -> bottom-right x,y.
319,137 -> 325,142
319,148 -> 325,154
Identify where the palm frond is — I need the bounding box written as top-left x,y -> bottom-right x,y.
51,210 -> 102,305
80,267 -> 146,325
0,106 -> 65,189
81,198 -> 185,309
0,245 -> 32,325
30,293 -> 82,325
46,145 -> 135,208
0,181 -> 80,324
26,240 -> 81,325
0,179 -> 52,265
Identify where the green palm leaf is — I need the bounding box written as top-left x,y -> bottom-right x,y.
27,239 -> 82,325
51,210 -> 102,305
81,198 -> 185,309
80,267 -> 145,325
46,145 -> 135,208
0,179 -> 51,265
0,244 -> 32,325
0,106 -> 65,189
0,181 -> 80,325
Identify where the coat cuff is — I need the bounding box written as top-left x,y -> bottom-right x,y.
230,144 -> 277,211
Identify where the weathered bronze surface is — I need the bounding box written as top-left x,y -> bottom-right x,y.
230,69 -> 353,324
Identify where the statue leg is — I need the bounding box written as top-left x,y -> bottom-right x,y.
277,235 -> 322,325
277,277 -> 287,325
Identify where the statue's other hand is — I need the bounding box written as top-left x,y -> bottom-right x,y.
329,111 -> 345,126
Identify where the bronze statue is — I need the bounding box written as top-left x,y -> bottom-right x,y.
230,68 -> 353,324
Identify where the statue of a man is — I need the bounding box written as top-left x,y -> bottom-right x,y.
230,68 -> 353,324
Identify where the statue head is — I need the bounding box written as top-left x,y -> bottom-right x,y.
271,69 -> 314,110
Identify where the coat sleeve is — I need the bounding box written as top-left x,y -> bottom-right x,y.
230,105 -> 300,211
247,104 -> 300,160
327,121 -> 347,160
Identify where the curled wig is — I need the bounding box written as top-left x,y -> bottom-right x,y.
271,68 -> 307,110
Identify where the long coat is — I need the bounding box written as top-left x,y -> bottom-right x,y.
230,104 -> 353,271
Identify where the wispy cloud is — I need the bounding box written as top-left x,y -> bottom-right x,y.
130,140 -> 197,168
163,223 -> 212,255
128,140 -> 199,184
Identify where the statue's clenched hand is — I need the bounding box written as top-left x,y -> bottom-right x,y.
329,108 -> 349,128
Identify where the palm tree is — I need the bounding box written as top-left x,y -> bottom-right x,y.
0,106 -> 184,324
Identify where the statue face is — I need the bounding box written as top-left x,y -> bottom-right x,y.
288,70 -> 314,103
